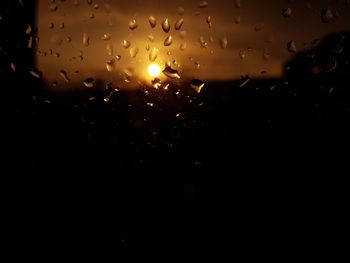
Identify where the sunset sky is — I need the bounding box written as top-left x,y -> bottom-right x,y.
37,0 -> 350,88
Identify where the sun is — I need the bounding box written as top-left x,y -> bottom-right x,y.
148,64 -> 161,78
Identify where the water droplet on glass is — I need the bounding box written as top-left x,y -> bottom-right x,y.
73,1 -> 79,7
66,36 -> 72,42
164,35 -> 173,46
149,16 -> 157,28
179,31 -> 187,39
87,0 -> 93,5
89,13 -> 95,19
287,41 -> 297,53
50,4 -> 58,12
27,36 -> 33,49
128,18 -> 138,30
254,23 -> 264,32
83,33 -> 90,47
220,37 -> 228,49
162,18 -> 171,33
30,68 -> 42,79
146,44 -> 150,51
190,79 -> 205,93
180,42 -> 187,51
177,6 -> 185,16
83,78 -> 95,88
106,59 -> 115,72
175,18 -> 184,30
129,47 -> 139,58
199,36 -> 208,48
206,16 -> 212,28
25,24 -> 32,35
199,1 -> 208,8
320,8 -> 333,23
195,62 -> 201,69
106,44 -> 113,56
163,66 -> 181,79
116,55 -> 122,60
148,34 -> 155,42
239,50 -> 246,60
49,22 -> 54,29
102,33 -> 111,40
93,4 -> 99,9
10,63 -> 16,72
149,47 -> 159,62
59,22 -> 64,29
59,70 -> 70,83
282,7 -> 292,18
122,40 -> 131,48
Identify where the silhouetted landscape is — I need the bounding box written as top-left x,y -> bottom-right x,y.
2,1 -> 349,258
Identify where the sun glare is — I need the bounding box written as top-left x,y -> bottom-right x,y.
148,64 -> 161,78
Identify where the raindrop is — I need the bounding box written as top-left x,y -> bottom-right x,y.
220,37 -> 228,49
50,4 -> 58,12
190,79 -> 205,93
177,7 -> 185,16
206,16 -> 212,28
93,4 -> 99,9
89,13 -> 95,19
115,55 -> 122,60
73,1 -> 79,7
146,44 -> 150,51
122,40 -> 131,48
164,35 -> 173,46
162,18 -> 171,33
148,34 -> 155,42
106,59 -> 115,72
239,76 -> 250,88
49,22 -> 54,29
25,25 -> 32,35
282,8 -> 292,18
239,50 -> 246,60
27,36 -> 33,49
129,47 -> 139,58
83,78 -> 95,88
175,18 -> 184,30
149,47 -> 159,62
66,36 -> 72,42
320,8 -> 333,23
87,0 -> 92,5
287,41 -> 297,53
59,70 -> 70,83
179,31 -> 187,39
101,33 -> 112,40
106,44 -> 113,56
199,36 -> 208,48
30,68 -> 42,79
128,18 -> 138,30
10,63 -> 16,72
149,16 -> 157,28
199,1 -> 208,8
163,66 -> 181,79
254,23 -> 264,32
83,33 -> 90,47
195,62 -> 200,69
180,42 -> 187,51
59,22 -> 64,29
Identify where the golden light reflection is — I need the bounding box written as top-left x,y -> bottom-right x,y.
148,64 -> 161,78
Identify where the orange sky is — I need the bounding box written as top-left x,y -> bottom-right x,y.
37,0 -> 350,88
